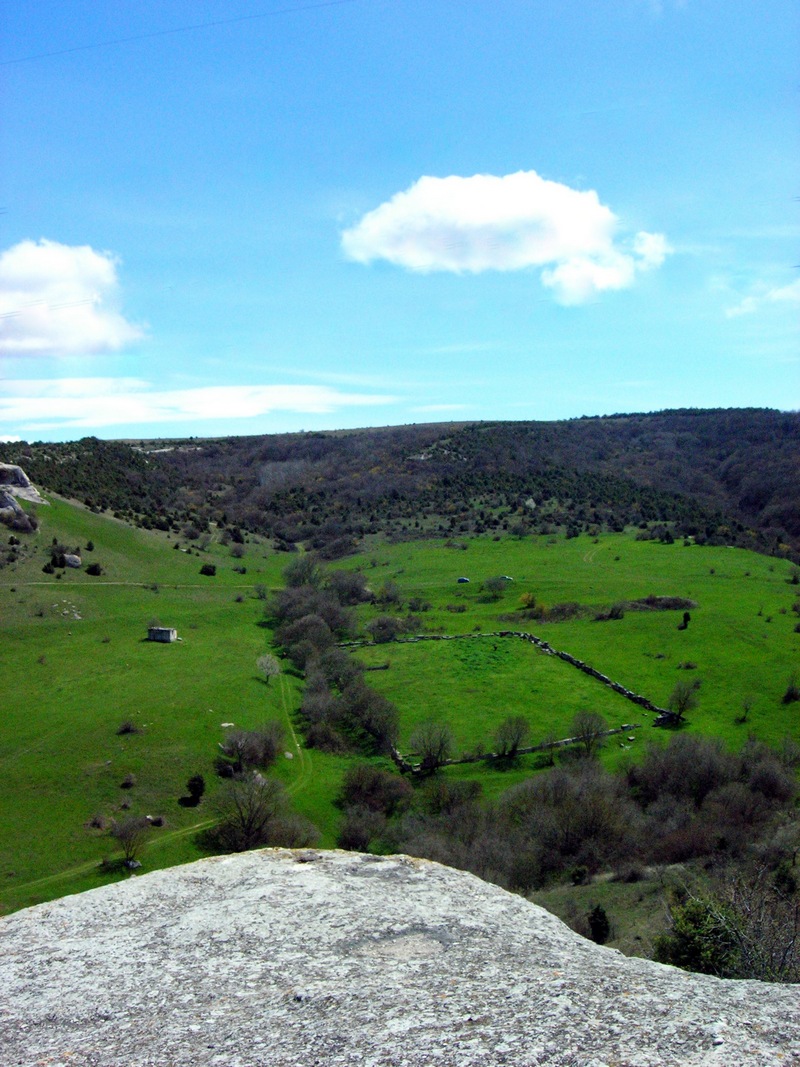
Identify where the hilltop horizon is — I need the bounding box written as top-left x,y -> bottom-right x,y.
4,403 -> 796,448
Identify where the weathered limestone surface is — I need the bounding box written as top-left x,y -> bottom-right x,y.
1,850 -> 798,1066
0,464 -> 46,505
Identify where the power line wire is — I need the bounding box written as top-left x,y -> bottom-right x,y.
1,0 -> 360,67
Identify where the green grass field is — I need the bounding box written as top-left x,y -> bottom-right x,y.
347,535 -> 800,756
1,496 -> 798,914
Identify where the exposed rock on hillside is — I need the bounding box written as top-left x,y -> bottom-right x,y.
0,463 -> 46,505
2,850 -> 798,1066
0,463 -> 45,531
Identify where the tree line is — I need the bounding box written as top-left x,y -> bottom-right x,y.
3,407 -> 797,559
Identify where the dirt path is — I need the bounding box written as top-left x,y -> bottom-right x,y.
4,817 -> 215,903
278,674 -> 312,797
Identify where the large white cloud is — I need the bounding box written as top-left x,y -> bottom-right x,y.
341,170 -> 669,305
0,239 -> 143,356
0,378 -> 397,434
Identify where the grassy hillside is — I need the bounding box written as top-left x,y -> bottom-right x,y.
0,498 -> 306,911
347,535 -> 799,754
1,493 -> 798,917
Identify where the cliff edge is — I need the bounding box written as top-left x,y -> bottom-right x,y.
1,850 -> 798,1066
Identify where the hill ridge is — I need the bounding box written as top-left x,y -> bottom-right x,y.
2,407 -> 798,558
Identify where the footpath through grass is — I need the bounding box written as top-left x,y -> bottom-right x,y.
1,498 -> 798,913
0,497 -> 316,911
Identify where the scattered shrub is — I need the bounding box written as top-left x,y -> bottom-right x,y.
339,763 -> 413,815
327,569 -> 372,606
781,675 -> 800,705
594,603 -> 625,622
366,615 -> 403,643
201,774 -> 318,853
187,774 -> 206,803
337,806 -> 387,852
111,815 -> 150,866
587,904 -> 611,945
216,722 -> 285,775
199,563 -> 217,577
407,596 -> 431,612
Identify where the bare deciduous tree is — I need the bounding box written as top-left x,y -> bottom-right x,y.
410,721 -> 453,773
205,774 -> 318,853
570,710 -> 608,759
493,715 -> 530,759
111,816 -> 150,867
668,678 -> 701,721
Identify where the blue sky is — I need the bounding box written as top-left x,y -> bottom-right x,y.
1,0 -> 797,442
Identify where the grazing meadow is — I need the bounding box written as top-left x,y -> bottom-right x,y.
1,495 -> 798,913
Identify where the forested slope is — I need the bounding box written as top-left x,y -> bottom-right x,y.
2,408 -> 797,558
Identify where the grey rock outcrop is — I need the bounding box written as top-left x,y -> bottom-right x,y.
1,850 -> 798,1066
0,463 -> 46,530
0,463 -> 46,505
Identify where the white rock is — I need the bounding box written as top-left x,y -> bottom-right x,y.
1,850 -> 798,1066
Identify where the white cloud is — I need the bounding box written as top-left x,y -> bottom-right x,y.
632,231 -> 670,270
768,278 -> 800,306
0,239 -> 143,356
725,278 -> 800,318
341,170 -> 670,305
0,434 -> 21,442
0,378 -> 397,433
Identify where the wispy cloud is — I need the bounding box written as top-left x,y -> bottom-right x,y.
642,0 -> 689,16
419,341 -> 500,356
412,403 -> 470,413
341,170 -> 670,305
725,278 -> 800,318
0,378 -> 397,433
0,239 -> 143,357
262,366 -> 405,390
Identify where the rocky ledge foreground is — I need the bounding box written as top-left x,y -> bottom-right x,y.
1,850 -> 798,1066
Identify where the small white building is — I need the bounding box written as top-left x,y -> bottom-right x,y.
148,626 -> 178,643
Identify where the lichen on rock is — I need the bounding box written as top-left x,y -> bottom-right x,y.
1,850 -> 798,1066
